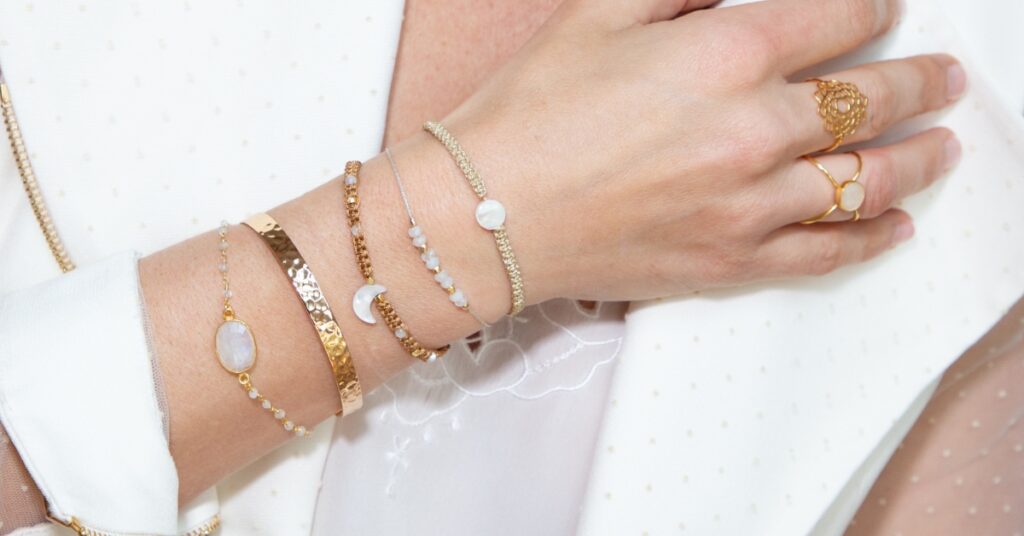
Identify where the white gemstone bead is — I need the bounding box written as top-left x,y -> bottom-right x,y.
283,420 -> 294,431
344,174 -> 357,186
353,284 -> 387,324
433,270 -> 448,283
218,263 -> 228,273
219,241 -> 229,251
449,290 -> 465,305
394,328 -> 407,339
274,409 -> 286,419
438,274 -> 454,289
426,353 -> 437,364
425,256 -> 440,270
295,426 -> 306,436
412,235 -> 427,247
262,399 -> 272,409
215,320 -> 256,373
248,389 -> 259,399
838,181 -> 866,212
475,199 -> 506,230
408,226 -> 422,238
351,224 -> 361,237
223,290 -> 233,299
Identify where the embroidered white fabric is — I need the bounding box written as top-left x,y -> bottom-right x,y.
314,300 -> 627,535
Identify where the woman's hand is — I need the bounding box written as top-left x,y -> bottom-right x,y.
435,0 -> 962,304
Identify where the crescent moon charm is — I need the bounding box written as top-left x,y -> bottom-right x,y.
352,284 -> 387,324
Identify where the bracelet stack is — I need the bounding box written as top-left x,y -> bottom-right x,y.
210,120 -> 522,436
214,222 -> 312,436
342,160 -> 450,364
423,121 -> 526,315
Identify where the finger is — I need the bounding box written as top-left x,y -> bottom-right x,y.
786,54 -> 966,155
767,128 -> 959,227
757,209 -> 914,278
573,0 -> 720,26
704,0 -> 898,74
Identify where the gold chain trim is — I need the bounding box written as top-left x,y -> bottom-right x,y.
0,76 -> 75,272
49,514 -> 221,535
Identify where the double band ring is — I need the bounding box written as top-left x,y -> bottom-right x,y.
810,78 -> 868,153
800,152 -> 865,225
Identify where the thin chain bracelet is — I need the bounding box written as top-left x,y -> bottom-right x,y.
342,161 -> 450,363
385,148 -> 489,327
215,221 -> 310,437
422,121 -> 526,315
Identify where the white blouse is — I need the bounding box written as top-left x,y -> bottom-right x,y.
0,1 -> 1022,535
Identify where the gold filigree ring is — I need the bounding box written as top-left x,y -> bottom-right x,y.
810,78 -> 868,153
800,152 -> 865,224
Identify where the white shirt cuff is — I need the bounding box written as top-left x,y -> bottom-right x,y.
0,252 -> 179,534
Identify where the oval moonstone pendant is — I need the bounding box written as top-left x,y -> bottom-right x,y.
475,199 -> 506,230
838,181 -> 866,212
216,319 -> 256,373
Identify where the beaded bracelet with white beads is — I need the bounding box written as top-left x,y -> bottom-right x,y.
385,148 -> 489,327
214,221 -> 310,437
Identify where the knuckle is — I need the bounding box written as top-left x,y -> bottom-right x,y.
695,18 -> 776,84
726,109 -> 791,171
734,25 -> 784,80
861,69 -> 893,135
840,0 -> 884,38
714,245 -> 756,282
862,149 -> 898,215
914,55 -> 952,108
809,235 -> 845,276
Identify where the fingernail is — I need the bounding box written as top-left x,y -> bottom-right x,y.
944,136 -> 962,170
893,220 -> 915,246
947,63 -> 967,100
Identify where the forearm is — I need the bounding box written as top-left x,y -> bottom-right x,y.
146,133 -> 525,503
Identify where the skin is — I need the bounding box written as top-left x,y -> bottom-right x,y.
2,0 -> 979,528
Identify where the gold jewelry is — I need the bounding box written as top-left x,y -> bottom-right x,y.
422,121 -> 526,315
809,78 -> 868,153
243,213 -> 363,416
1,75 -> 75,272
214,222 -> 311,437
800,152 -> 865,224
384,147 -> 489,327
341,161 -> 450,363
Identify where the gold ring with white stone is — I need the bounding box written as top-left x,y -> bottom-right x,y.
800,152 -> 865,224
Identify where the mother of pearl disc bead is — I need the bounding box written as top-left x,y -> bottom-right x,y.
216,319 -> 256,373
475,199 -> 506,231
838,181 -> 866,212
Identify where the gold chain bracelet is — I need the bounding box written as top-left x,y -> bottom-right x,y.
342,161 -> 450,363
422,121 -> 526,315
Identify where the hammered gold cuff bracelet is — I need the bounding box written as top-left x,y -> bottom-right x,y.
243,213 -> 363,416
